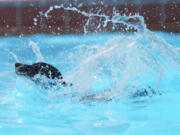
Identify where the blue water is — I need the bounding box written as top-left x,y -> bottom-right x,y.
0,31 -> 180,135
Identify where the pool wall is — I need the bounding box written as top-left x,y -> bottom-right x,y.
0,0 -> 180,35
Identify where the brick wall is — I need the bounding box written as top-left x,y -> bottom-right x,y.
0,0 -> 180,35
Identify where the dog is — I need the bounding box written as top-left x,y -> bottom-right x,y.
15,62 -> 162,101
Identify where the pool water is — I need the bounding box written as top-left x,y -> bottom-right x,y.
0,31 -> 179,135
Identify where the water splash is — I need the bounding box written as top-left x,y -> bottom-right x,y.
63,32 -> 179,99
29,40 -> 44,62
0,5 -> 179,134
9,51 -> 19,62
44,4 -> 145,33
9,4 -> 177,99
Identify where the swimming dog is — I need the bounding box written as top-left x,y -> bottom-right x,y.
15,62 -> 161,101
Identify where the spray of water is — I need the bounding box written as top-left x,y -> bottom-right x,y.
55,6 -> 178,97
29,40 -> 44,62
0,4 -> 179,132
5,49 -> 19,62
9,51 -> 20,62
13,4 -> 180,100
44,4 -> 145,33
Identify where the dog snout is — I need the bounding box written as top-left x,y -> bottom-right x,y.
15,63 -> 23,67
15,63 -> 25,73
15,63 -> 24,68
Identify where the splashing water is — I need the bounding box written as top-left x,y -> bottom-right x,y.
65,32 -> 179,98
8,51 -> 19,62
29,40 -> 44,62
27,4 -> 180,98
44,5 -> 144,33
0,4 -> 180,135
